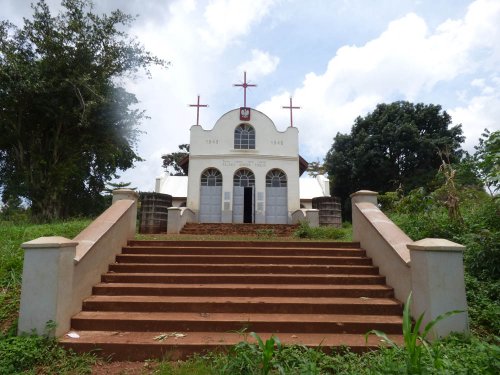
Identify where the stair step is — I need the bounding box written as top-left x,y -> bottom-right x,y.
115,254 -> 373,265
127,240 -> 361,249
62,239 -> 403,360
101,273 -> 386,285
71,311 -> 403,334
60,331 -> 404,361
108,263 -> 379,275
122,246 -> 366,257
82,295 -> 402,315
92,283 -> 395,298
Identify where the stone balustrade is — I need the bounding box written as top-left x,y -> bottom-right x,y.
18,189 -> 138,336
351,190 -> 469,339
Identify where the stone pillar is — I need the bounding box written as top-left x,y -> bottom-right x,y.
112,189 -> 139,237
408,238 -> 469,339
350,190 -> 378,242
18,237 -> 78,336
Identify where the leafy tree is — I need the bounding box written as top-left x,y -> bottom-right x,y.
162,144 -> 189,176
325,101 -> 464,211
103,181 -> 137,194
474,129 -> 500,194
0,0 -> 166,221
306,160 -> 326,177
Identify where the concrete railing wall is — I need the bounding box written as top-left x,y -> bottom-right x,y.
351,190 -> 469,339
291,209 -> 319,227
167,207 -> 196,234
18,189 -> 138,337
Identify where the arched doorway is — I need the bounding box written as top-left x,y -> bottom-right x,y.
233,168 -> 255,223
265,169 -> 288,224
199,168 -> 222,223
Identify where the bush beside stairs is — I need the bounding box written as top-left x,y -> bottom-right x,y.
60,239 -> 404,361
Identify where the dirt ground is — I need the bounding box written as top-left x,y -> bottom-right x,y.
91,361 -> 158,375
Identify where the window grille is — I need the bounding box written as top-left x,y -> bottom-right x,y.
234,124 -> 255,149
201,168 -> 222,186
266,169 -> 287,187
233,169 -> 255,187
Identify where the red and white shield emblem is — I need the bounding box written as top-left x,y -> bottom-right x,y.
240,107 -> 251,121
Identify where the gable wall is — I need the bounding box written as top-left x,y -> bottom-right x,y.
187,108 -> 300,223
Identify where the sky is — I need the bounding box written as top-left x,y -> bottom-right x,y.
3,0 -> 500,191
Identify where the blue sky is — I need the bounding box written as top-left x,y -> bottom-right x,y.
4,0 -> 500,191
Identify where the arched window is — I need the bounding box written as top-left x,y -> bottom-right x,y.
234,124 -> 255,149
201,168 -> 222,186
266,169 -> 287,187
233,168 -> 255,187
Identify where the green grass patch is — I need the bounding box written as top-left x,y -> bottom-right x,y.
0,333 -> 96,375
293,221 -> 352,241
154,334 -> 499,374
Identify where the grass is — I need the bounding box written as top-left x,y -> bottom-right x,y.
152,334 -> 500,374
293,221 -> 352,241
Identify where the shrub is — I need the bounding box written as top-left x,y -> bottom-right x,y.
293,221 -> 351,240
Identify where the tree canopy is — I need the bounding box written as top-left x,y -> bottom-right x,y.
0,0 -> 165,220
162,144 -> 189,176
325,101 -> 464,209
474,129 -> 500,194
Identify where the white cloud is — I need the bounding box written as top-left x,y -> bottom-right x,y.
117,0 -> 281,189
450,76 -> 500,151
237,49 -> 280,78
257,0 -> 500,160
199,0 -> 278,51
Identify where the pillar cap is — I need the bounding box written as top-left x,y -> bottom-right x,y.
112,189 -> 139,198
350,190 -> 378,198
407,238 -> 465,252
22,236 -> 78,249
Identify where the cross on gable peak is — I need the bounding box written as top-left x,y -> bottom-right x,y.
188,95 -> 208,126
282,96 -> 301,127
233,71 -> 257,108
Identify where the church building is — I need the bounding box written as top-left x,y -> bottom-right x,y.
155,73 -> 330,224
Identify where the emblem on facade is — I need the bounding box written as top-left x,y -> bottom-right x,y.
240,107 -> 251,121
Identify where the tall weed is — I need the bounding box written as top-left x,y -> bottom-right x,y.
366,292 -> 463,374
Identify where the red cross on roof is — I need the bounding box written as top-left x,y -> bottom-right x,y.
283,97 -> 300,127
233,71 -> 257,107
188,95 -> 208,126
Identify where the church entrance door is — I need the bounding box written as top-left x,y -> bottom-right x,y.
199,168 -> 222,223
265,169 -> 288,224
233,168 -> 255,224
200,186 -> 222,222
232,186 -> 254,223
243,187 -> 253,223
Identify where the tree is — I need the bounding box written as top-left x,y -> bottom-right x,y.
325,101 -> 464,211
474,129 -> 500,194
162,144 -> 189,176
306,160 -> 326,177
104,181 -> 137,194
0,0 -> 165,220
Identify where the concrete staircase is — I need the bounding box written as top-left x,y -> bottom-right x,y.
60,240 -> 404,361
180,223 -> 299,236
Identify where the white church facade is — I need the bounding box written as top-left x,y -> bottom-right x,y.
155,73 -> 330,224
